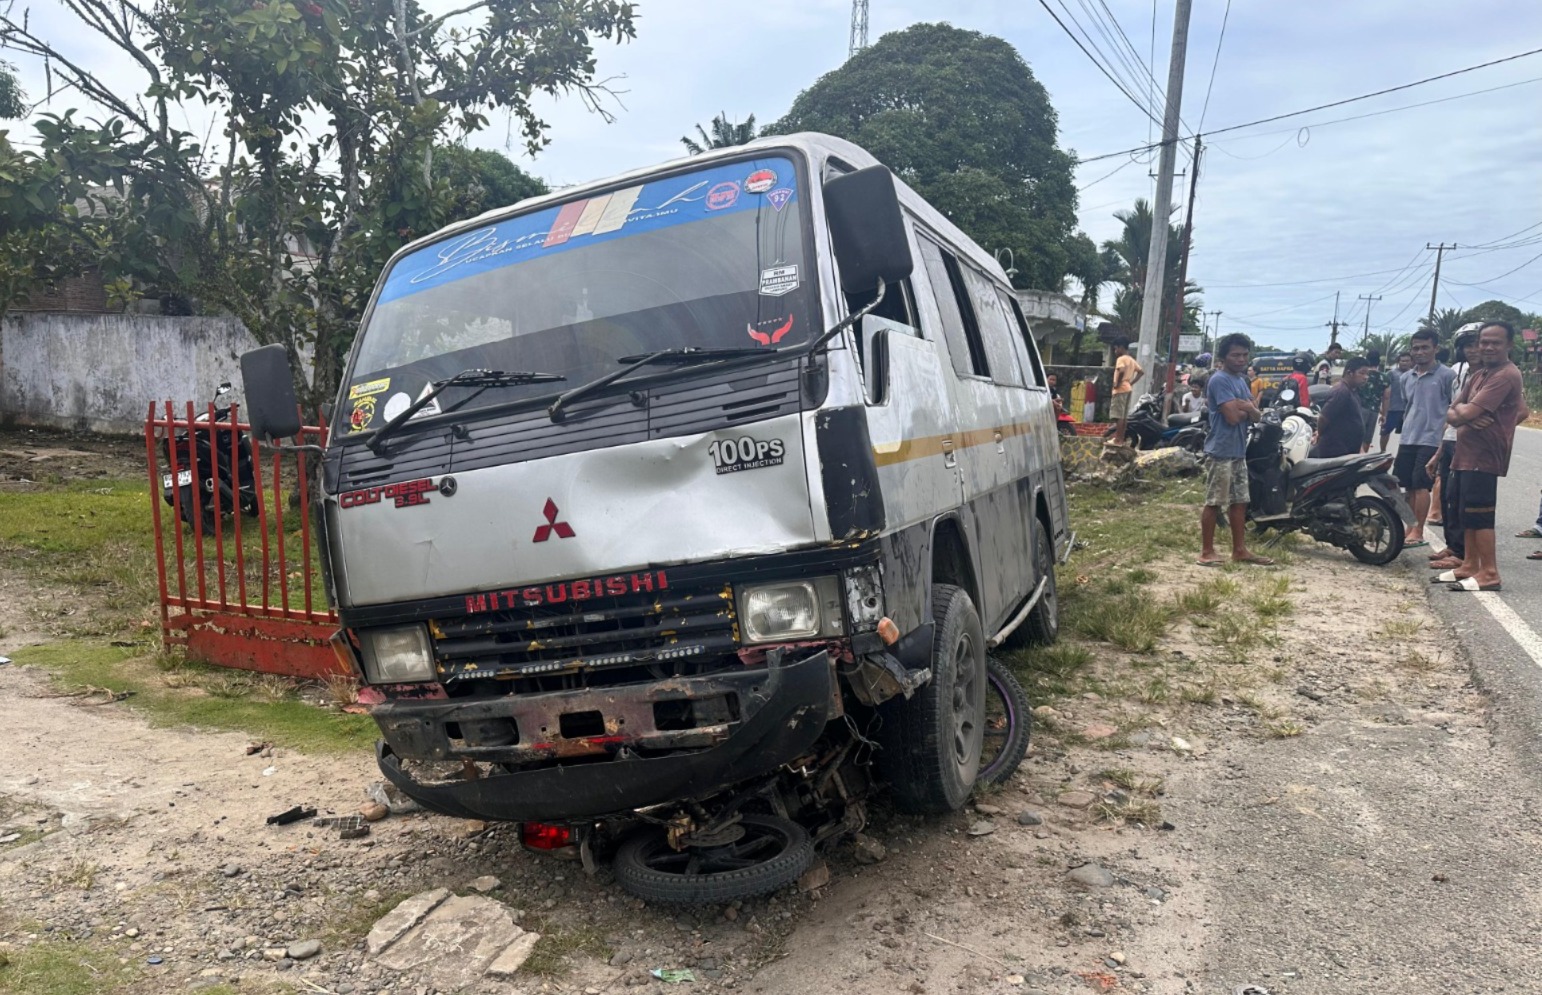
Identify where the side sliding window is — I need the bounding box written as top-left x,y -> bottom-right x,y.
915,235 -> 989,378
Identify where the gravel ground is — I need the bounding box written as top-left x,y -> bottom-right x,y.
2,525 -> 1538,993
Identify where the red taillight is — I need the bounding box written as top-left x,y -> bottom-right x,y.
521,822 -> 574,850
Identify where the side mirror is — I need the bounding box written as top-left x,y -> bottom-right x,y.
824,165 -> 914,294
239,344 -> 302,442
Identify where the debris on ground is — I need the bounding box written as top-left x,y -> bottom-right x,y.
366,780 -> 422,814
651,968 -> 697,983
264,805 -> 315,826
367,889 -> 540,987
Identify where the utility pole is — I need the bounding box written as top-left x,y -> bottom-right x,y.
1206,310 -> 1222,351
1357,293 -> 1382,343
1164,136 -> 1202,397
1426,242 -> 1456,326
1134,0 -> 1194,376
1325,290 -> 1344,346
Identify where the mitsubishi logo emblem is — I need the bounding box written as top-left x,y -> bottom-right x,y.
532,498 -> 575,542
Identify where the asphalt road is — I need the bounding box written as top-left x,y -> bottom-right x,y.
1412,424 -> 1542,756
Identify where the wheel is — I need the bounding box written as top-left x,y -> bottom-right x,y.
1021,523 -> 1059,646
876,584 -> 987,814
612,813 -> 813,905
979,657 -> 1031,786
1057,420 -> 1076,437
175,484 -> 217,536
1346,495 -> 1404,565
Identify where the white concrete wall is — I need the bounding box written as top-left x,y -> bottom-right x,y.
0,313 -> 264,435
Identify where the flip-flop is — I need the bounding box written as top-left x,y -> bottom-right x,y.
1196,559 -> 1225,567
1431,570 -> 1461,584
1235,555 -> 1275,566
1517,528 -> 1542,538
1427,549 -> 1453,560
1448,577 -> 1501,592
1528,550 -> 1542,560
1428,558 -> 1463,570
1425,519 -> 1444,527
1404,539 -> 1429,549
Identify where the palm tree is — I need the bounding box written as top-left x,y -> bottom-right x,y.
1418,307 -> 1465,339
1355,331 -> 1411,360
680,113 -> 758,155
1099,198 -> 1203,348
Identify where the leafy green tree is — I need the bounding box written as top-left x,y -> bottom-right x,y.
1355,331 -> 1411,360
1101,198 -> 1201,341
0,61 -> 23,119
434,145 -> 548,223
1418,306 -> 1466,339
1,0 -> 634,400
681,113 -> 758,155
1460,299 -> 1527,329
768,22 -> 1080,290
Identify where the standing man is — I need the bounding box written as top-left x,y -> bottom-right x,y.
1442,321 -> 1527,592
1109,337 -> 1144,447
1426,332 -> 1478,566
1198,333 -> 1273,567
1312,357 -> 1370,458
1314,342 -> 1344,385
1355,350 -> 1387,453
1379,351 -> 1413,452
1393,329 -> 1456,548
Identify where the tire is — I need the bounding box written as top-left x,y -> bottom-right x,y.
979,657 -> 1031,786
175,484 -> 217,536
876,584 -> 987,814
1346,495 -> 1405,566
1022,523 -> 1059,646
612,813 -> 813,905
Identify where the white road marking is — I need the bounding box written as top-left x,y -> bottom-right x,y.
1475,593 -> 1542,670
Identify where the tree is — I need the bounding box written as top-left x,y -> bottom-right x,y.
1101,198 -> 1202,344
0,60 -> 23,119
1354,331 -> 1411,360
680,113 -> 757,155
768,23 -> 1080,290
434,145 -> 548,222
1,0 -> 635,401
1418,306 -> 1466,339
1461,299 -> 1527,329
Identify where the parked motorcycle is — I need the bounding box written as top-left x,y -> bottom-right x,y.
160,382 -> 259,535
1107,392 -> 1208,452
1246,388 -> 1409,565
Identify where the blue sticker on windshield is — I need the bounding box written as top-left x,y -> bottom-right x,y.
377,158 -> 798,305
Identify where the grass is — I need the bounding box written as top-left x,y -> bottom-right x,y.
47,862 -> 99,892
518,915 -> 613,977
0,941 -> 138,995
8,641 -> 374,755
1379,618 -> 1426,639
1001,643 -> 1094,700
321,889 -> 414,948
1064,590 -> 1176,654
1094,797 -> 1163,826
1263,719 -> 1307,739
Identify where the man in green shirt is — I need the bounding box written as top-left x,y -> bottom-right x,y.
1355,349 -> 1388,453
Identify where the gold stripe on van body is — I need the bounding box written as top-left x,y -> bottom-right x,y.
872,421 -> 1039,467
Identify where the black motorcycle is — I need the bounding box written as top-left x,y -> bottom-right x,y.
161,382 -> 259,535
1244,392 -> 1409,565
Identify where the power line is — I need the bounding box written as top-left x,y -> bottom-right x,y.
1445,247 -> 1542,289
1196,0 -> 1232,132
1070,0 -> 1163,119
1034,0 -> 1165,127
1077,156 -> 1141,191
1075,44 -> 1542,164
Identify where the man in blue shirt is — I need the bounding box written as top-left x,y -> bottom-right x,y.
1392,328 -> 1457,547
1200,333 -> 1273,566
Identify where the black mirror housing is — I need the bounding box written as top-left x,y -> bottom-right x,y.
824,165 -> 914,294
240,344 -> 303,442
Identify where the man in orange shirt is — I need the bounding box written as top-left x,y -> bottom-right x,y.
1109,337 -> 1144,446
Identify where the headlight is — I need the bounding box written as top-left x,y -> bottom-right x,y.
737,577 -> 843,644
358,625 -> 435,683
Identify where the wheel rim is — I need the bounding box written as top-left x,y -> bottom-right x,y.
950,630 -> 983,770
1351,501 -> 1393,554
980,668 -> 1018,781
631,819 -> 798,878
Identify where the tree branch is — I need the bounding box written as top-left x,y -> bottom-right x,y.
404,0 -> 490,38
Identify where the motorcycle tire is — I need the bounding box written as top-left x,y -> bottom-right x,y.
175,484 -> 217,536
876,584 -> 987,814
1345,495 -> 1404,566
979,657 -> 1031,786
612,813 -> 814,906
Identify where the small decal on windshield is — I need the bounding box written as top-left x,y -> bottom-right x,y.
349,378 -> 390,400
382,389 -> 442,424
759,264 -> 799,297
710,436 -> 786,475
747,314 -> 794,346
348,395 -> 377,433
766,188 -> 793,212
705,181 -> 741,211
745,169 -> 777,194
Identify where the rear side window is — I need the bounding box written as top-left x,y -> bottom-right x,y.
1002,292 -> 1046,387
916,236 -> 988,378
958,264 -> 1025,388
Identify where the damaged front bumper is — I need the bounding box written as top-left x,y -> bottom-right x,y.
374,650 -> 835,823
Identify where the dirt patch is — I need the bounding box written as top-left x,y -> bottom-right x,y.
0,424 -> 147,487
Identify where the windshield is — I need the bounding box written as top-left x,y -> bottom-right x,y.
342,153 -> 814,433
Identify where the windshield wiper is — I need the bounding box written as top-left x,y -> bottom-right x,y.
547,347 -> 766,422
367,368 -> 565,454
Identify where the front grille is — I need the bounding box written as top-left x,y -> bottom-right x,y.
430,582 -> 738,682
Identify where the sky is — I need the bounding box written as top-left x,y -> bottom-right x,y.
9,0 -> 1542,350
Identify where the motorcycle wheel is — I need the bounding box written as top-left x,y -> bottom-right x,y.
979,657 -> 1031,786
175,484 -> 217,536
612,813 -> 814,905
1345,495 -> 1404,566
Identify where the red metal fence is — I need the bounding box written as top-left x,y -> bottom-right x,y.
145,401 -> 345,678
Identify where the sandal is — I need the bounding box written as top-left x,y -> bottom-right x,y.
1428,549 -> 1453,560
1528,550 -> 1542,561
1404,539 -> 1429,549
1517,528 -> 1542,538
1234,554 -> 1275,566
1428,557 -> 1463,570
1448,577 -> 1501,592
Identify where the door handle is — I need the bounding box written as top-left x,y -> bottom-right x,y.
994,430 -> 1005,455
941,438 -> 957,469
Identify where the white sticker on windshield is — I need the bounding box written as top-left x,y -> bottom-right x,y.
759,264 -> 799,297
382,387 -> 442,424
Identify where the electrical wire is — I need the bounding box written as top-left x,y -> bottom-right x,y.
1467,219 -> 1542,249
1077,155 -> 1141,191
1076,45 -> 1542,164
1070,0 -> 1163,119
1445,248 -> 1542,289
1379,273 -> 1436,329
1226,292 -> 1339,321
1034,0 -> 1165,128
1196,0 -> 1232,132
